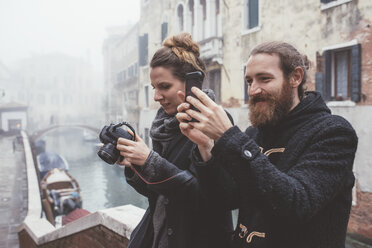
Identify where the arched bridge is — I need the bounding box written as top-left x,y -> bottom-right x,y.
31,123 -> 101,141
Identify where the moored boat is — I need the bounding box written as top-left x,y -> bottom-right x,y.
40,168 -> 83,226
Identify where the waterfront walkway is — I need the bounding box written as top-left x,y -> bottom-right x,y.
0,135 -> 28,248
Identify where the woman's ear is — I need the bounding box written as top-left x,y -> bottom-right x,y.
177,90 -> 186,102
290,67 -> 304,88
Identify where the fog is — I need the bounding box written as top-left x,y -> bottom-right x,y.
0,0 -> 140,131
0,0 -> 139,69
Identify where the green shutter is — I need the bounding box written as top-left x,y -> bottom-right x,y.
350,44 -> 361,102
324,50 -> 332,101
315,72 -> 324,97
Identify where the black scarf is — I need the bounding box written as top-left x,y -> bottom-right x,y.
149,89 -> 216,156
149,107 -> 180,156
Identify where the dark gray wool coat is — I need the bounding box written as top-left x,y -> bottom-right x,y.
193,91 -> 358,248
125,121 -> 233,248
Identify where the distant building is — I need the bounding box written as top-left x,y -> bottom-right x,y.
0,102 -> 28,133
103,24 -> 140,131
13,54 -> 103,131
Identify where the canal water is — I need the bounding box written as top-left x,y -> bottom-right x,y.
40,128 -> 148,213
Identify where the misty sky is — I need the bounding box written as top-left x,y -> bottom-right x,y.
0,0 -> 140,72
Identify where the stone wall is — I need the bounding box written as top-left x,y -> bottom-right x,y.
19,225 -> 129,248
349,182 -> 372,243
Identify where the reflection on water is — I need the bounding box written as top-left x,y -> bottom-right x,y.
41,128 -> 148,213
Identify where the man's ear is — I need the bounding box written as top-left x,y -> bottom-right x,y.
290,67 -> 304,88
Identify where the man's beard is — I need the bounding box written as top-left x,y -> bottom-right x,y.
248,81 -> 293,128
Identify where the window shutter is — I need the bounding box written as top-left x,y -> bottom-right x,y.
350,44 -> 361,102
315,72 -> 324,97
138,35 -> 144,66
138,34 -> 148,66
249,0 -> 259,29
244,66 -> 249,103
324,50 -> 332,101
161,22 -> 168,43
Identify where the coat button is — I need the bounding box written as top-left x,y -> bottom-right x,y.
167,228 -> 173,236
243,150 -> 252,158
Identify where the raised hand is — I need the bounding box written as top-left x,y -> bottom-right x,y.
184,87 -> 233,141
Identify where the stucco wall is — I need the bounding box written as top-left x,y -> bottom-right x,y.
330,105 -> 372,192
1,111 -> 27,131
219,0 -> 372,105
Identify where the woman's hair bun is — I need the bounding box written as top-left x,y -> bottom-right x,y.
163,32 -> 200,57
162,32 -> 204,73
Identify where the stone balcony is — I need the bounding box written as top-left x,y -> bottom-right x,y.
199,36 -> 223,63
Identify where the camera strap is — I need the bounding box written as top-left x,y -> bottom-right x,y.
130,166 -> 179,185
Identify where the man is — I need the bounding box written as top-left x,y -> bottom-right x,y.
176,41 -> 358,248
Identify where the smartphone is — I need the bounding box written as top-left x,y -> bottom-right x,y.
185,71 -> 203,110
184,71 -> 203,122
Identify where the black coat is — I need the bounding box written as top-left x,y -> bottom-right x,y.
125,132 -> 233,248
193,92 -> 358,248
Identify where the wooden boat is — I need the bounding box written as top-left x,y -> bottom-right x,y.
40,168 -> 82,226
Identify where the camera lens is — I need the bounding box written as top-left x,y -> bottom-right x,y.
97,143 -> 119,164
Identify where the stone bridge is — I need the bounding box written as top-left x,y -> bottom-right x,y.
30,123 -> 101,141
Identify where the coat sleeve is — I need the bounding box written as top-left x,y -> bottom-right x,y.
127,149 -> 205,209
125,166 -> 150,197
191,147 -> 240,211
210,117 -> 358,223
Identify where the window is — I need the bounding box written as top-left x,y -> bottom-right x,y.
243,65 -> 249,103
177,4 -> 184,31
63,94 -> 72,104
316,43 -> 361,102
51,94 -> 59,105
144,85 -> 149,108
161,22 -> 168,43
205,69 -> 221,103
8,119 -> 22,131
200,0 -> 207,39
200,0 -> 206,20
189,0 -> 195,26
139,33 -> 148,66
186,0 -> 195,35
243,0 -> 259,30
128,65 -> 133,78
320,0 -> 352,10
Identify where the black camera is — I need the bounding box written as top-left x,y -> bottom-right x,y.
97,122 -> 136,164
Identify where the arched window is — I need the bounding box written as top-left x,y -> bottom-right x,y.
177,4 -> 184,31
200,0 -> 206,20
189,0 -> 195,26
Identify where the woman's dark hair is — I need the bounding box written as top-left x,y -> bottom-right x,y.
150,32 -> 206,82
249,41 -> 309,100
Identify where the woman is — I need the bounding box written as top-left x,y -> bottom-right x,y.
116,32 -> 233,248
